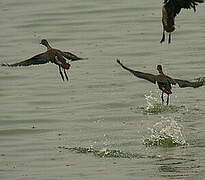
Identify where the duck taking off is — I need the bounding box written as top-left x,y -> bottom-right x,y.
2,39 -> 87,81
160,0 -> 204,44
117,59 -> 204,105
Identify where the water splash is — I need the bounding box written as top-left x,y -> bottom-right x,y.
143,91 -> 178,114
145,91 -> 159,109
144,103 -> 179,114
143,117 -> 187,147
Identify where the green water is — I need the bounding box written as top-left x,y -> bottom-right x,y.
0,0 -> 205,180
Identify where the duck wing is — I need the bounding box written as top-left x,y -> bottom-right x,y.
1,53 -> 49,67
62,51 -> 88,61
117,60 -> 157,84
174,78 -> 204,88
164,0 -> 204,17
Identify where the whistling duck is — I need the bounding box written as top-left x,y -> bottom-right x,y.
117,60 -> 203,105
2,39 -> 87,81
160,0 -> 204,43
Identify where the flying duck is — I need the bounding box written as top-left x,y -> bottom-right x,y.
2,39 -> 87,81
160,0 -> 204,43
117,59 -> 204,105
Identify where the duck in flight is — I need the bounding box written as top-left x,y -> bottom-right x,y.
117,59 -> 204,105
160,0 -> 204,43
1,39 -> 87,81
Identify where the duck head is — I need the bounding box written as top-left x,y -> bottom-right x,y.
157,65 -> 163,74
40,39 -> 51,49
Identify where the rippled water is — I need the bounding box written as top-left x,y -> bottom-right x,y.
1,0 -> 205,179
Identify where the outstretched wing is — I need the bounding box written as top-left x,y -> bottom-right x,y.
174,78 -> 204,88
163,0 -> 204,17
62,51 -> 88,61
117,59 -> 157,84
1,53 -> 49,67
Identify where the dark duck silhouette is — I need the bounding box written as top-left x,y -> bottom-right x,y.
1,39 -> 87,81
160,0 -> 204,44
117,59 -> 204,105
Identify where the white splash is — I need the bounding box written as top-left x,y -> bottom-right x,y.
144,91 -> 159,111
145,117 -> 187,146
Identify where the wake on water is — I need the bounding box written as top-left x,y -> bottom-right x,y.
59,92 -> 189,158
59,116 -> 187,159
58,146 -> 160,159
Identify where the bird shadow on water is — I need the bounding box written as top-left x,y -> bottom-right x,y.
131,91 -> 187,115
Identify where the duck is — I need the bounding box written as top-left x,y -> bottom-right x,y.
160,0 -> 204,43
117,59 -> 204,105
2,39 -> 87,81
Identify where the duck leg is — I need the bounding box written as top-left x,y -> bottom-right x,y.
168,33 -> 171,44
161,92 -> 164,104
58,65 -> 65,81
64,69 -> 69,81
166,94 -> 169,105
160,30 -> 165,43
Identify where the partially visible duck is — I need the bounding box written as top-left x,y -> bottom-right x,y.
117,59 -> 204,105
2,39 -> 87,81
160,0 -> 204,43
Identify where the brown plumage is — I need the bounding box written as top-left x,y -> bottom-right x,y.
160,0 -> 204,43
117,59 -> 204,105
2,39 -> 87,81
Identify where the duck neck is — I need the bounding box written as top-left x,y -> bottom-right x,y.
45,43 -> 52,50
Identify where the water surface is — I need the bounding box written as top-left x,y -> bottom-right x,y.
1,0 -> 205,179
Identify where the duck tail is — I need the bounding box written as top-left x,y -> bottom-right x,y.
61,63 -> 71,69
163,89 -> 172,94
